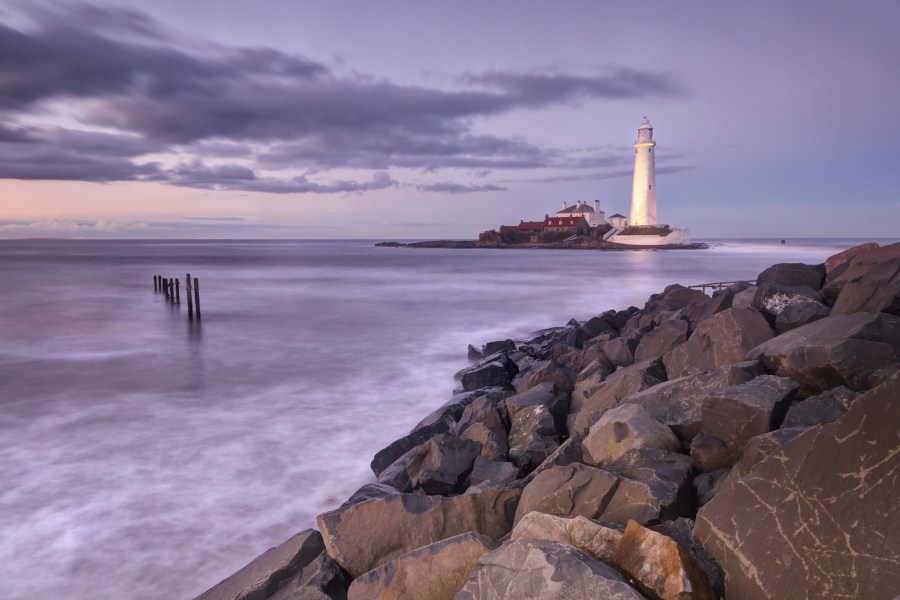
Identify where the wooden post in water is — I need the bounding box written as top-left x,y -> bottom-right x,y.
175,278 -> 181,303
169,279 -> 175,304
193,277 -> 201,320
186,274 -> 194,320
163,276 -> 169,299
153,275 -> 158,291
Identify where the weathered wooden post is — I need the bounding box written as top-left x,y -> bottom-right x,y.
163,276 -> 169,299
175,278 -> 181,303
169,279 -> 175,304
186,274 -> 194,320
193,277 -> 201,320
154,275 -> 158,291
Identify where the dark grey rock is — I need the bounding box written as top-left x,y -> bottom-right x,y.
756,262 -> 826,291
507,404 -> 560,472
782,386 -> 853,428
269,552 -> 346,600
698,375 -> 799,468
774,300 -> 831,333
633,319 -> 689,362
747,312 -> 900,394
470,456 -> 520,487
194,530 -> 326,600
663,308 -> 774,379
622,361 -> 763,442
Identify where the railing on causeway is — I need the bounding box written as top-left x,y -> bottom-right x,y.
687,280 -> 751,294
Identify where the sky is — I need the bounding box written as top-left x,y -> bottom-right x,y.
0,0 -> 898,239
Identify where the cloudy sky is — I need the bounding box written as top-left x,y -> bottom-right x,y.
1,1 -> 898,239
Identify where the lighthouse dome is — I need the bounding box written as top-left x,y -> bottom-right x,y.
639,116 -> 652,129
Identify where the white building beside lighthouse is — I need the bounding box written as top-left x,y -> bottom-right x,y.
609,117 -> 691,246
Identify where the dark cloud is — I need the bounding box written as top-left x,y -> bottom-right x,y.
464,69 -> 685,106
161,162 -> 396,194
417,182 -> 507,194
0,3 -> 685,193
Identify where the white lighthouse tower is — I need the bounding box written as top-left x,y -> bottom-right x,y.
629,116 -> 657,226
609,116 -> 691,246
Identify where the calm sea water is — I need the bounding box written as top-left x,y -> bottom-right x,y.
0,238 -> 890,600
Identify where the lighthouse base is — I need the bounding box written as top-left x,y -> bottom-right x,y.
609,225 -> 692,247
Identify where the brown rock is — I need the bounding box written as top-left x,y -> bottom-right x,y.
731,285 -> 757,309
622,361 -> 763,441
194,530 -> 325,600
633,319 -> 689,362
568,357 -> 667,436
698,375 -> 799,467
582,403 -> 680,466
317,488 -> 520,577
599,336 -> 639,368
504,382 -> 568,434
689,431 -> 730,473
599,449 -> 696,525
514,463 -> 619,525
470,456 -> 520,487
612,520 -> 716,600
455,539 -> 647,600
346,532 -> 498,600
514,360 -> 573,394
752,282 -> 820,318
695,373 -> 900,600
511,512 -> 623,564
377,433 -> 480,494
746,312 -> 900,394
663,308 -> 773,379
824,241 -> 880,275
824,241 -> 900,301
832,255 -> 900,316
520,435 -> 584,484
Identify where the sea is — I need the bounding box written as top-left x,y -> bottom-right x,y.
0,237 -> 892,600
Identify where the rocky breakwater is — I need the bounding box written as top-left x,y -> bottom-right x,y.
196,241 -> 900,600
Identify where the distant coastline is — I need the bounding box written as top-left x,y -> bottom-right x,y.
375,239 -> 708,251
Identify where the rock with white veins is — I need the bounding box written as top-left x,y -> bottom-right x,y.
694,372 -> 900,600
455,538 -> 647,600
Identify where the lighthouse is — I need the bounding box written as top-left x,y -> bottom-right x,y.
629,116 -> 657,227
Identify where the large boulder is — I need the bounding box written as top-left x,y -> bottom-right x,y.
773,300 -> 831,333
455,539 -> 647,600
694,373 -> 900,600
514,463 -> 619,525
511,513 -> 623,565
831,254 -> 900,316
514,360 -> 574,394
824,241 -> 880,276
731,285 -> 757,309
194,530 -> 326,600
663,308 -> 773,379
611,520 -> 716,600
621,361 -> 763,441
644,284 -> 710,317
268,552 -> 346,600
520,435 -> 584,485
756,262 -> 825,290
582,403 -> 680,466
458,357 -> 517,391
470,457 -> 520,488
600,448 -> 696,525
696,375 -> 799,468
457,394 -> 510,461
507,404 -> 560,472
746,312 -> 900,394
633,319 -> 689,362
568,357 -> 667,436
412,387 -> 506,432
752,282 -> 821,318
371,415 -> 456,477
504,382 -> 568,434
823,241 -> 900,302
376,433 -> 480,494
317,488 -> 520,577
599,336 -> 639,368
781,385 -> 854,428
346,532 -> 498,600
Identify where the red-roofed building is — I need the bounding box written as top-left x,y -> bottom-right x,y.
499,220 -> 544,243
543,215 -> 590,233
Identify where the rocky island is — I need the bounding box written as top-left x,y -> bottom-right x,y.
196,241 -> 900,600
